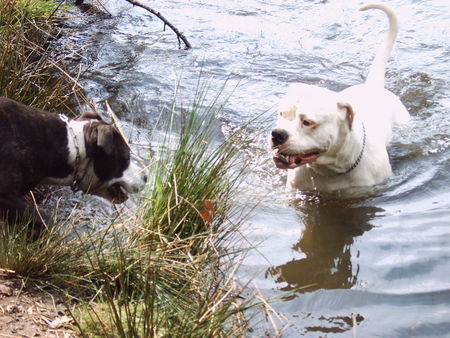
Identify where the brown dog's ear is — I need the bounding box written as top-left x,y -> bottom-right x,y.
337,102 -> 355,130
96,124 -> 114,156
83,123 -> 114,156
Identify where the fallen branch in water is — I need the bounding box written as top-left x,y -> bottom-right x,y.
122,0 -> 192,49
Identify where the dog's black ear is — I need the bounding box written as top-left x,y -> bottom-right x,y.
337,102 -> 355,130
83,122 -> 98,157
96,125 -> 114,156
84,123 -> 116,156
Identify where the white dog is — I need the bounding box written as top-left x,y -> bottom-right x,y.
269,3 -> 409,193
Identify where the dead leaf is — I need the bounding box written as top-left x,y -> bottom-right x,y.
200,200 -> 214,223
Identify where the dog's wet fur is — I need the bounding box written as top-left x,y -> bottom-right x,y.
269,4 -> 409,194
0,97 -> 146,236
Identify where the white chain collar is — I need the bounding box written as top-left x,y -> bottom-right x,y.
342,122 -> 366,175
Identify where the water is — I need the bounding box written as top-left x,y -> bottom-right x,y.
70,0 -> 449,336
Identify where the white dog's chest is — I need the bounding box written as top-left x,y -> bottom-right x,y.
287,156 -> 392,194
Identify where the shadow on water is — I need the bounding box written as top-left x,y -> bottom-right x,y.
267,198 -> 383,292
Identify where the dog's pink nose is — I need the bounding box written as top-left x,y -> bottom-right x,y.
271,129 -> 288,147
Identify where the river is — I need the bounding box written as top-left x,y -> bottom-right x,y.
71,0 -> 449,336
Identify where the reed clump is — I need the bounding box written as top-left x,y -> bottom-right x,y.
70,81 -> 257,336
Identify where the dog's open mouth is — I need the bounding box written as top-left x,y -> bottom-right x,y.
105,183 -> 129,204
273,150 -> 320,169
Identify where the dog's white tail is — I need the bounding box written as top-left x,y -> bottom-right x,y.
360,3 -> 398,87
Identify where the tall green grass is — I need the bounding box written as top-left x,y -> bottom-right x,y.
0,218 -> 94,292
146,79 -> 247,239
71,79 -> 258,336
0,0 -> 80,110
0,75 -> 261,335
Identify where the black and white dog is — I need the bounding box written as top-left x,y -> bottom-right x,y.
0,97 -> 147,234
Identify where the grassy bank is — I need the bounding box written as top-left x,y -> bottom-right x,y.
0,1 -> 263,336
0,83 -> 260,335
0,0 -> 81,110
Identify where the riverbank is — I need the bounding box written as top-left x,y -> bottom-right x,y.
0,1 -> 265,336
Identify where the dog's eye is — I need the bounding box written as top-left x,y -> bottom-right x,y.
301,119 -> 315,128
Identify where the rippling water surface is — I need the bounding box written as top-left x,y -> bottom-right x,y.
73,0 -> 449,335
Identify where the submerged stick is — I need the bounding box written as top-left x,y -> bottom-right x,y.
122,0 -> 192,49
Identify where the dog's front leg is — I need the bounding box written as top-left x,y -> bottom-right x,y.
0,194 -> 47,239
